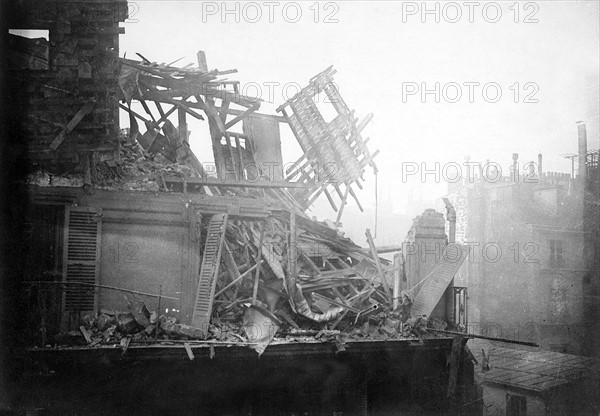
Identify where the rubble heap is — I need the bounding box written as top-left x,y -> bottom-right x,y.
52,207 -> 435,355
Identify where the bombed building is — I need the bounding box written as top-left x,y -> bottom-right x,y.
1,1 -> 486,415
2,1 -> 599,416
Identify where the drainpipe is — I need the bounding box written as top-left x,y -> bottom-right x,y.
442,198 -> 457,324
442,198 -> 456,244
392,252 -> 404,311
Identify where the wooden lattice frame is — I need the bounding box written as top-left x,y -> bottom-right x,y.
277,66 -> 378,212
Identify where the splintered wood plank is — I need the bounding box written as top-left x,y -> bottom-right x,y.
219,98 -> 230,125
335,185 -> 350,227
142,88 -> 205,121
140,99 -> 156,122
178,108 -> 188,143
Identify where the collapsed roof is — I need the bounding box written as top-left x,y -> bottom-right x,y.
22,50 -> 469,354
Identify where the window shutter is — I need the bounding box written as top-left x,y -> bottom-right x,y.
62,206 -> 102,313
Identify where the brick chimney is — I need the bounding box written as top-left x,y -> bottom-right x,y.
403,209 -> 447,295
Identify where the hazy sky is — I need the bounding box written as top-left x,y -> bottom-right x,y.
118,1 -> 599,240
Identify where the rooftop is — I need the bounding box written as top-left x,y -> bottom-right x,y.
468,338 -> 599,393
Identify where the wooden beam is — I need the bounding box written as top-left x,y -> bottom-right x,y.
214,263 -> 261,299
154,101 -> 166,118
233,134 -> 245,179
224,103 -> 259,129
119,103 -> 151,124
221,242 -> 241,301
139,99 -> 156,123
347,185 -> 364,212
356,113 -> 374,133
205,95 -> 239,179
155,105 -> 178,128
202,96 -> 227,176
335,185 -> 350,227
178,108 -> 188,143
252,222 -> 266,303
323,189 -> 338,212
299,251 -> 322,276
288,211 -> 297,280
166,100 -> 285,122
50,100 -> 96,150
142,88 -> 205,121
216,106 -> 286,122
392,253 -> 403,310
163,175 -> 314,189
376,245 -> 403,254
219,98 -> 230,125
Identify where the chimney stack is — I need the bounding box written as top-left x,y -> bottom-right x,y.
577,122 -> 587,182
538,153 -> 543,180
512,153 -> 519,182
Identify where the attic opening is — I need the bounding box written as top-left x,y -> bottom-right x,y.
8,29 -> 49,70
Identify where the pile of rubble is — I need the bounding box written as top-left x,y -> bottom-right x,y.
26,131 -> 200,192
53,208 -> 446,355
94,134 -> 198,192
58,297 -> 436,356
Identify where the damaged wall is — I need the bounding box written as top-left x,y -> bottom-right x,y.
21,187 -> 203,334
6,0 -> 128,167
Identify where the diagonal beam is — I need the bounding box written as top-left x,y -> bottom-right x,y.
224,103 -> 259,130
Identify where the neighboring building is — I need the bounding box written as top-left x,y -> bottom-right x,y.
402,208 -> 470,329
445,127 -> 595,356
468,338 -> 599,416
582,132 -> 600,359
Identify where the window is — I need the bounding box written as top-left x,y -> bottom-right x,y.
506,393 -> 527,416
8,29 -> 49,70
549,239 -> 565,267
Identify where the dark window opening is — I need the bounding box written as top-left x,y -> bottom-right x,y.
23,204 -> 65,345
8,29 -> 50,70
506,393 -> 527,416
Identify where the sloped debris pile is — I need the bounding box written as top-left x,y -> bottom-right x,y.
25,131 -> 200,192
94,133 -> 199,192
52,212 -> 447,355
58,300 -> 247,348
56,301 -> 437,351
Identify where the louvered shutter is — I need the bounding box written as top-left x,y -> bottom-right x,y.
62,206 -> 102,314
191,213 -> 228,336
